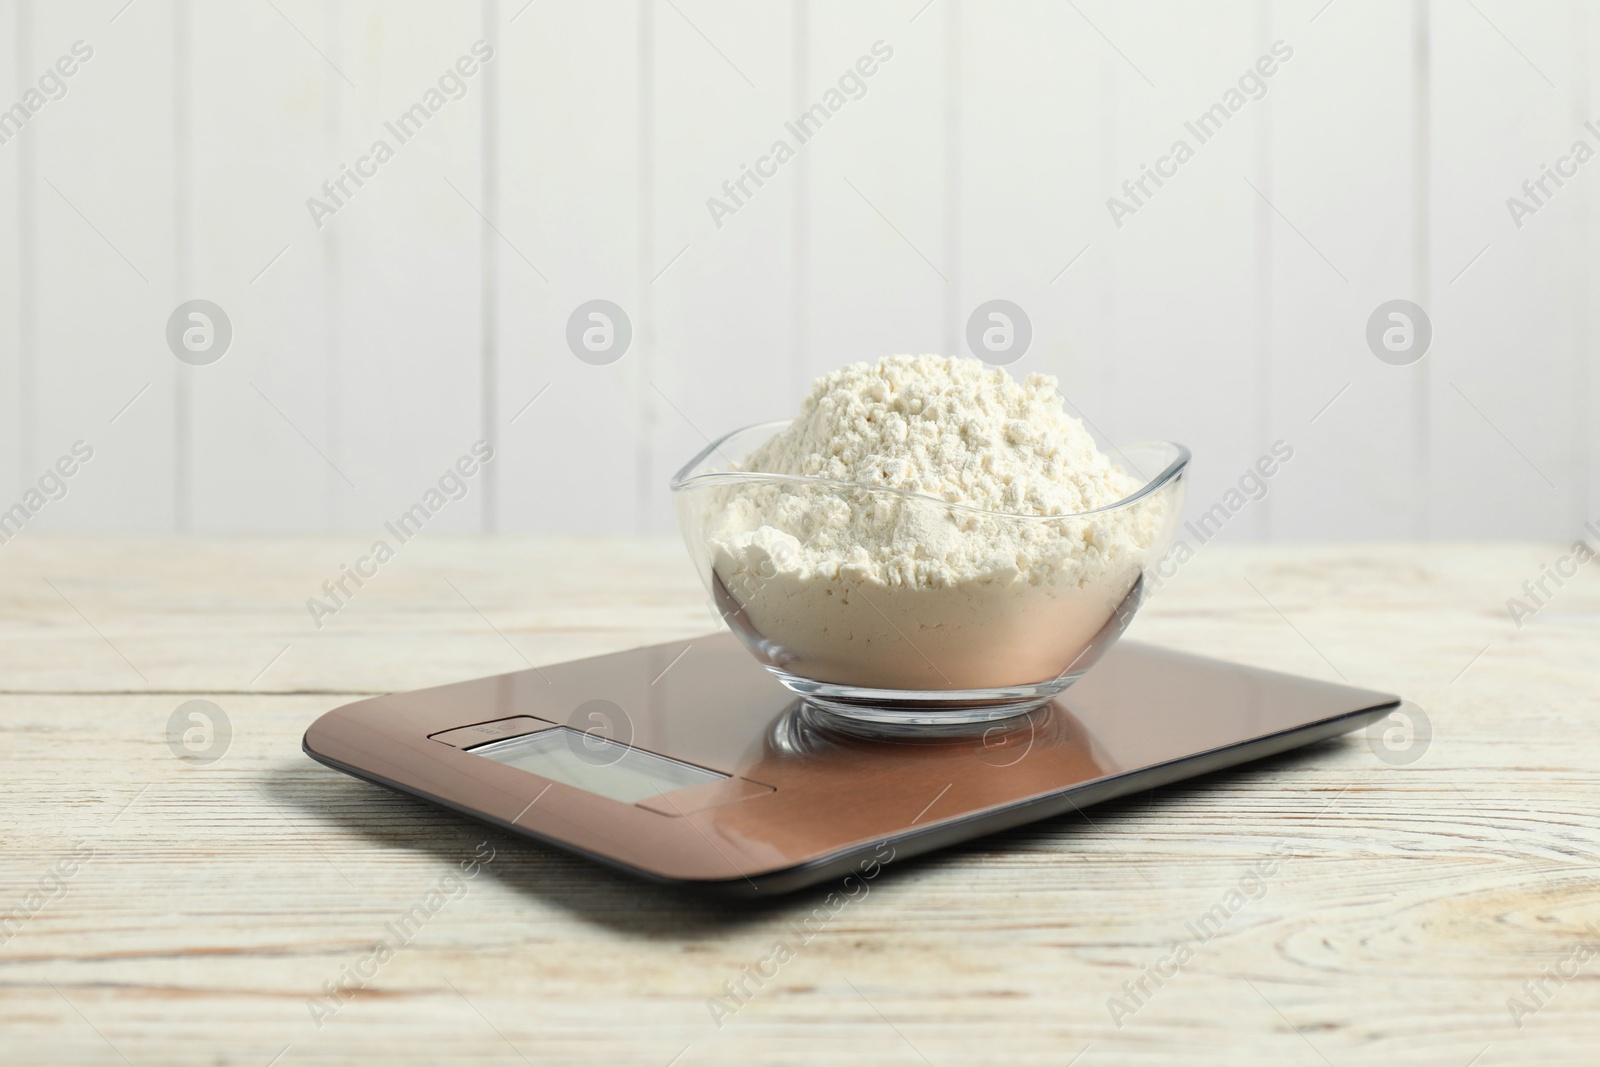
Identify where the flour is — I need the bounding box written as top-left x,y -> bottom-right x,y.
704,356 -> 1166,691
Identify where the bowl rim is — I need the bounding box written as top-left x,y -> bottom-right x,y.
670,418 -> 1190,521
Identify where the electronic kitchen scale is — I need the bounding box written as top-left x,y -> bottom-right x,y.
303,634 -> 1402,896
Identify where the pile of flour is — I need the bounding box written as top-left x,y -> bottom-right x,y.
705,355 -> 1163,689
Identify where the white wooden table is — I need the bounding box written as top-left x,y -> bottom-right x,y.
2,536 -> 1595,1065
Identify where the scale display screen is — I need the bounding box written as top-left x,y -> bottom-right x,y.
468,727 -> 727,803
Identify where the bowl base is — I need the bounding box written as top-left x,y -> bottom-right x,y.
767,667 -> 1070,732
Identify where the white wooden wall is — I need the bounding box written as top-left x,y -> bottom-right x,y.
1,0 -> 1595,539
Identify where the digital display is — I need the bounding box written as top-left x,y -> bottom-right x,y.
468,727 -> 727,803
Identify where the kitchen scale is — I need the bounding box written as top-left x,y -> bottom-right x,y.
302,633 -> 1402,896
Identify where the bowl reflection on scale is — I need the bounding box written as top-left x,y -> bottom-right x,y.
690,697 -> 1121,861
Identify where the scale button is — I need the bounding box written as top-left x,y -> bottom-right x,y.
429,716 -> 553,748
636,777 -> 775,817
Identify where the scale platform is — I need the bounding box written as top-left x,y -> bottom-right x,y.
302,634 -> 1401,896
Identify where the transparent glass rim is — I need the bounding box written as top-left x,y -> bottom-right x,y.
670,419 -> 1190,521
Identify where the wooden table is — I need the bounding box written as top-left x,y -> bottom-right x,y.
3,536 -> 1595,1065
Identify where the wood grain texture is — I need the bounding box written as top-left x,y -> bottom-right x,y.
2,536 -> 1598,1065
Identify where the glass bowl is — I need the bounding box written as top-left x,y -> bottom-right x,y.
671,420 -> 1188,729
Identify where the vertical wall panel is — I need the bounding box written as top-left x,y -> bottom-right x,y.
1,5 -> 21,506
28,1 -> 177,534
644,1 -> 795,531
327,1 -> 485,531
802,4 -> 951,379
0,0 -> 1594,541
1430,0 -> 1581,539
494,0 -> 643,534
1088,1 -> 1262,534
1266,0 -> 1419,541
1583,4 -> 1600,529
186,0 -> 339,532
956,1 -> 1102,410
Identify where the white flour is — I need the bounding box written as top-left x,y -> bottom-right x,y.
706,355 -> 1162,689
